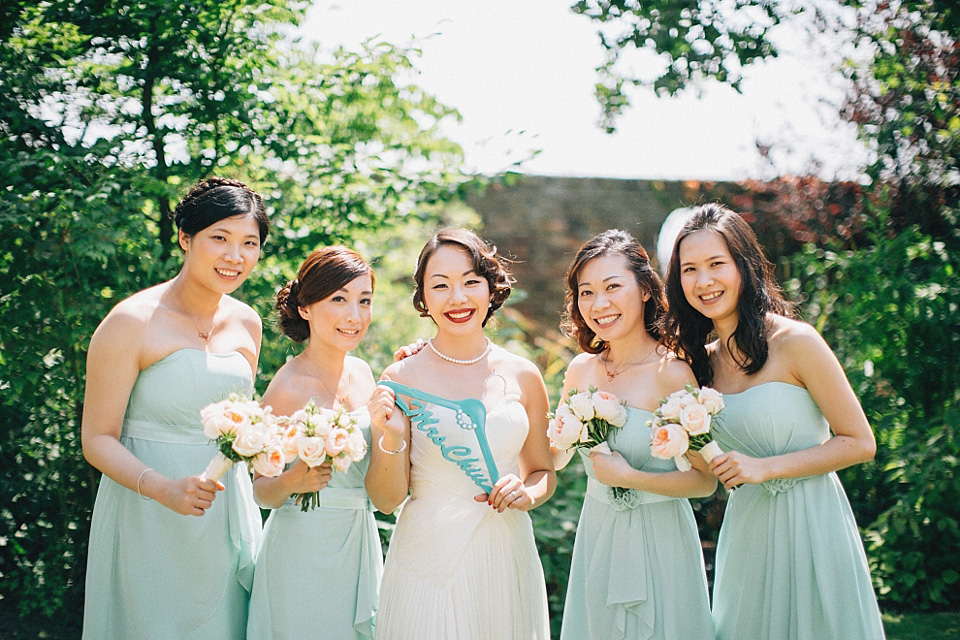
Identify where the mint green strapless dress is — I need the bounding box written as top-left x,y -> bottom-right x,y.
559,407 -> 714,640
82,349 -> 263,640
712,382 -> 885,640
246,408 -> 382,640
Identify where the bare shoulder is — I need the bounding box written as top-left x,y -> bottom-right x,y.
493,344 -> 544,382
260,364 -> 305,415
768,314 -> 828,355
224,295 -> 263,331
379,350 -> 425,385
562,352 -> 595,390
89,286 -> 162,354
654,354 -> 697,394
346,355 -> 375,384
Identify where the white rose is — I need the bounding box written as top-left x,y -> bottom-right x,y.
231,423 -> 270,457
297,436 -> 328,467
349,432 -> 368,462
567,391 -> 595,422
591,391 -> 627,427
697,386 -> 725,414
307,412 -> 333,438
679,402 -> 712,436
331,455 -> 352,473
658,393 -> 684,421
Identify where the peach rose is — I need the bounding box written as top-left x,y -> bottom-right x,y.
324,427 -> 349,457
297,436 -> 328,467
650,423 -> 690,460
251,443 -> 286,477
679,402 -> 711,436
592,391 -> 628,427
547,405 -> 584,450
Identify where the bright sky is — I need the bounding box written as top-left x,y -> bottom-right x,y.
301,0 -> 867,181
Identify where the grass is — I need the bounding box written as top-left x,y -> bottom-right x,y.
3,607 -> 959,639
883,612 -> 960,640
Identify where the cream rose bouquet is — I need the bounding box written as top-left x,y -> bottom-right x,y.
547,387 -> 631,499
649,384 -> 725,472
199,393 -> 285,482
286,401 -> 368,512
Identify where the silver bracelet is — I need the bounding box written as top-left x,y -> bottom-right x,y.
378,434 -> 407,455
137,468 -> 154,501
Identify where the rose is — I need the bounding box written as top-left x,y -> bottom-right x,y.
650,422 -> 690,460
324,427 -> 350,457
592,390 -> 628,427
336,411 -> 354,429
297,436 -> 328,467
346,431 -> 367,462
697,386 -> 725,414
547,406 -> 584,450
231,423 -> 270,457
679,402 -> 711,436
331,455 -> 352,473
657,393 -> 684,421
274,418 -> 302,464
201,402 -> 248,439
567,391 -> 595,422
678,391 -> 698,408
251,443 -> 286,477
307,411 -> 333,438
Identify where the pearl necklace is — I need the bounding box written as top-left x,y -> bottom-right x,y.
427,339 -> 492,365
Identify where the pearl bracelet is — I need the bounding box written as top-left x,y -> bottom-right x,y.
378,435 -> 407,455
137,468 -> 154,501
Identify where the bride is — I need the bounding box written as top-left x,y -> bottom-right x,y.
365,228 -> 555,640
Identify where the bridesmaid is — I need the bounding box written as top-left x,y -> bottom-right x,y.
554,230 -> 716,640
664,203 -> 885,639
246,246 -> 382,640
81,178 -> 268,639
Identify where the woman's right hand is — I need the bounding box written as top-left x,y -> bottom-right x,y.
393,338 -> 426,362
368,384 -> 406,444
280,459 -> 333,494
155,474 -> 223,517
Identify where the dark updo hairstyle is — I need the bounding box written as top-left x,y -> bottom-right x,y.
173,177 -> 269,244
412,228 -> 513,327
276,246 -> 375,343
664,203 -> 795,386
561,229 -> 667,354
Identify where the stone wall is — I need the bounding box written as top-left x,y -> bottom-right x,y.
467,175 -> 733,330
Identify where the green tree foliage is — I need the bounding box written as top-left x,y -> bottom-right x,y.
0,0 -> 466,630
571,0 -> 787,131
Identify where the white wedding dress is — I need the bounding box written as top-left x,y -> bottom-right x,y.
374,389 -> 550,640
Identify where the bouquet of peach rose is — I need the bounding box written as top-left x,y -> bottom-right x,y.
284,401 -> 368,512
199,393 -> 286,481
547,387 -> 631,499
648,384 -> 725,472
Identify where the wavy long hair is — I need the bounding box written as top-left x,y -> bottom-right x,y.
664,203 -> 794,385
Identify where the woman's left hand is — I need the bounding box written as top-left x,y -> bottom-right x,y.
709,450 -> 770,489
476,474 -> 531,512
588,444 -> 633,488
